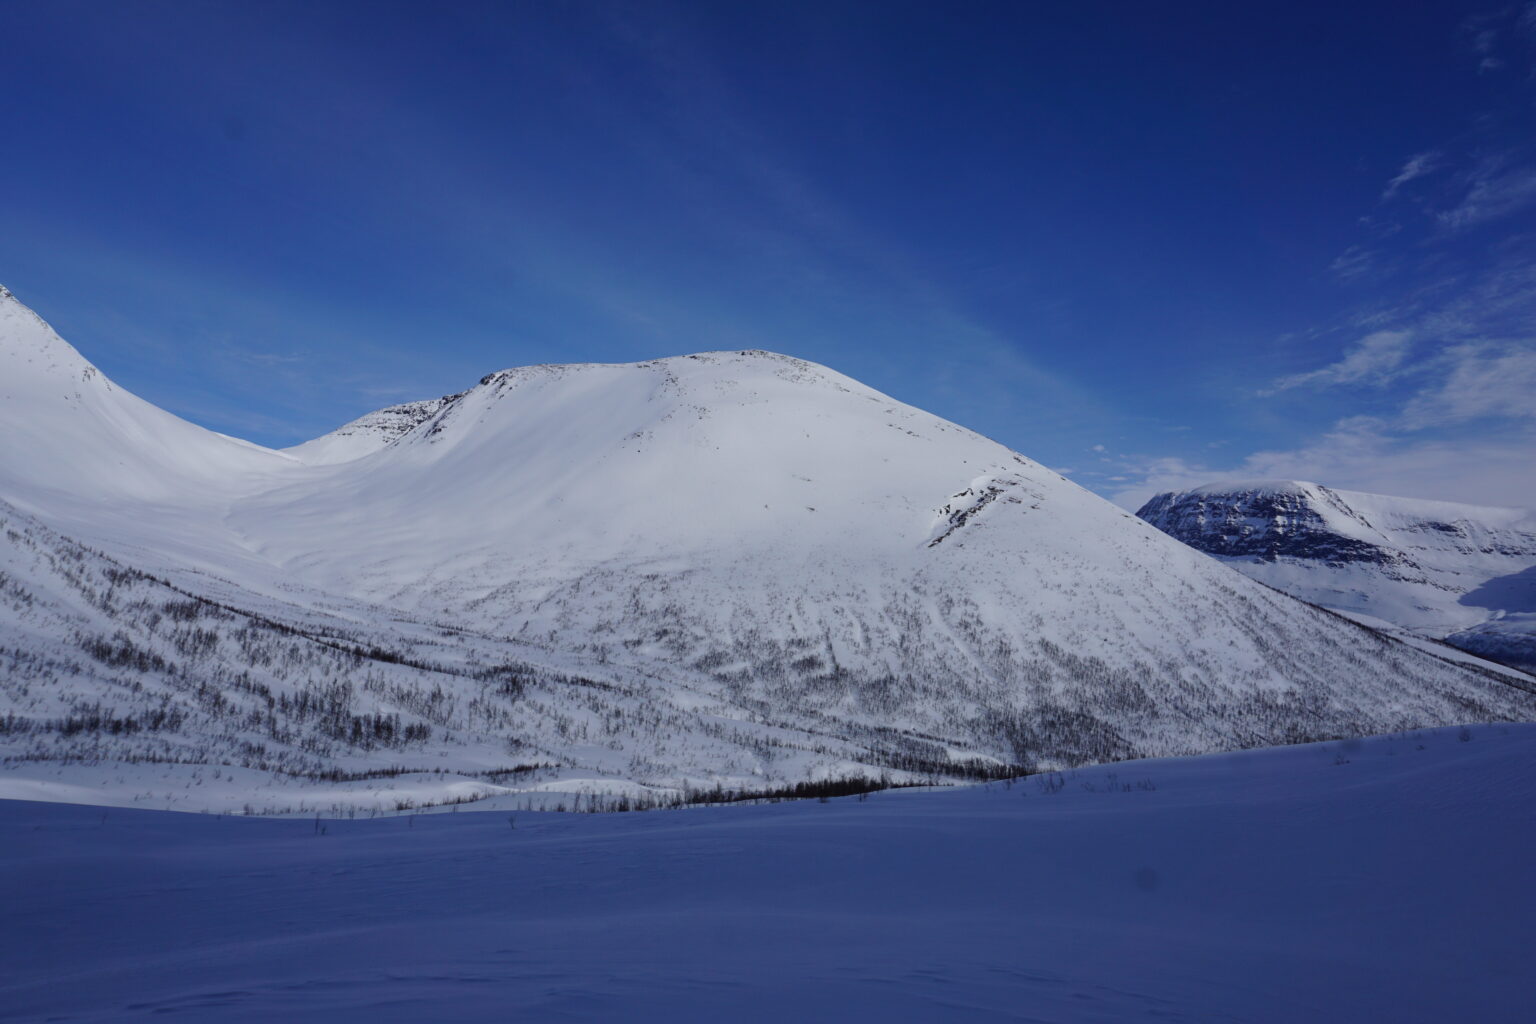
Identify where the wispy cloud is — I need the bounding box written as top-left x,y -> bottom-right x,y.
1329,245 -> 1380,280
1382,151 -> 1441,200
355,384 -> 423,400
1266,330 -> 1413,392
228,347 -> 305,367
1120,251 -> 1536,512
1116,323 -> 1536,511
1108,417 -> 1536,512
1111,7 -> 1536,514
1400,342 -> 1536,427
1438,160 -> 1536,229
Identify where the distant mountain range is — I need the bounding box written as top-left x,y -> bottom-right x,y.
2,284 -> 1532,813
1137,480 -> 1536,672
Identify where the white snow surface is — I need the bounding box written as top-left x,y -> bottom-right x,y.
2,724 -> 1532,1022
2,284 -> 1534,810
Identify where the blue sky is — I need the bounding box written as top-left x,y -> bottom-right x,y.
3,1 -> 1534,508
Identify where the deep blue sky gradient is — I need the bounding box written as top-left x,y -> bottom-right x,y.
4,1 -> 1534,506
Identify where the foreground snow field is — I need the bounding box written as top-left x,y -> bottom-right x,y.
4,724 -> 1532,1023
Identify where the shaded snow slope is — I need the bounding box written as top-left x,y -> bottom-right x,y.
2,286 -> 1534,808
1138,481 -> 1536,670
3,724 -> 1532,1023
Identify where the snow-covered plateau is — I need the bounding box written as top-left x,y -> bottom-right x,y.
2,284 -> 1534,812
1137,480 -> 1536,672
3,724 -> 1532,1022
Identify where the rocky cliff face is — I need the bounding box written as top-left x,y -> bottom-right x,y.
282,393 -> 466,465
1136,483 -> 1400,566
1138,481 -> 1536,671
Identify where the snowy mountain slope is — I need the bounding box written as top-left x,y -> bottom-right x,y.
5,724 -> 1533,1023
0,285 -> 302,579
0,497 -> 1012,813
0,286 -> 295,506
1,284 -> 1534,810
1137,481 -> 1536,670
224,353 -> 1536,759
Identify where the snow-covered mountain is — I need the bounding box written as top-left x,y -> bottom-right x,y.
1137,481 -> 1536,671
2,285 -> 1533,812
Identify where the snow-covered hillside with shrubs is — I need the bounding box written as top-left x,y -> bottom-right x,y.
2,285 -> 1533,811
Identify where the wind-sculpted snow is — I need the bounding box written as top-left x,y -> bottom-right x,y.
1,285 -> 1533,811
1139,481 -> 1536,671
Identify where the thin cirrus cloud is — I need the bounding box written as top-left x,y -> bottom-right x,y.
1109,3 -> 1536,515
1109,417 -> 1536,512
1113,331 -> 1536,512
1264,330 -> 1414,392
1328,245 -> 1381,281
1400,343 -> 1536,428
1381,151 -> 1441,201
1438,161 -> 1536,229
1116,130 -> 1536,514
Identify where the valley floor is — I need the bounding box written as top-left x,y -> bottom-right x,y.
2,725 -> 1532,1023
